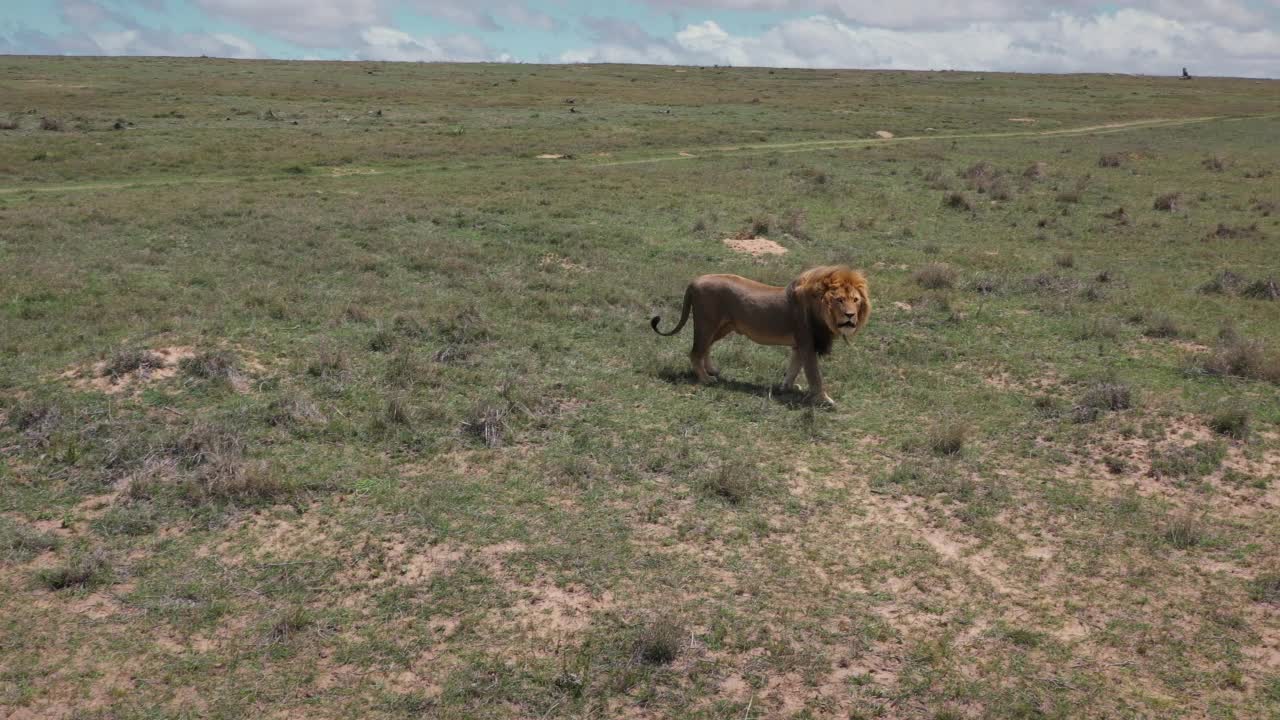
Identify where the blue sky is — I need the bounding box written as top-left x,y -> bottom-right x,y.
3,1 -> 1279,77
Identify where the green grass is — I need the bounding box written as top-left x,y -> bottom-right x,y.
1,56 -> 1278,719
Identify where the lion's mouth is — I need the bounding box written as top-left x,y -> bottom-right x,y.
838,320 -> 856,328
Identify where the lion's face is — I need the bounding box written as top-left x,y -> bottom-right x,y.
827,287 -> 866,335
821,284 -> 867,336
792,265 -> 871,342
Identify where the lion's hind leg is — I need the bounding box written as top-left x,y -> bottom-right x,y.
690,322 -> 731,383
780,349 -> 803,392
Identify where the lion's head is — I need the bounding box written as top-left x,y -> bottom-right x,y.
794,265 -> 871,341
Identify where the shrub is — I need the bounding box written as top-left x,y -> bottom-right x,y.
1199,270 -> 1246,295
1154,192 -> 1183,211
39,116 -> 63,131
1072,382 -> 1132,423
698,461 -> 763,505
1249,573 -> 1280,604
1242,278 -> 1280,301
1097,153 -> 1123,168
0,518 -> 59,562
1208,403 -> 1250,440
1195,336 -> 1280,384
36,548 -> 111,590
914,263 -> 957,290
927,420 -> 968,456
942,191 -> 972,211
180,350 -> 240,381
102,348 -> 165,381
1141,312 -> 1180,338
634,616 -> 683,665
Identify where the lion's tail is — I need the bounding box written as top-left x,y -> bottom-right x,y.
651,286 -> 693,336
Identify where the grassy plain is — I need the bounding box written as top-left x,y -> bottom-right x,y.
2,56 -> 1280,719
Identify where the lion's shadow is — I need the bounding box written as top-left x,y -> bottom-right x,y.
654,367 -> 814,408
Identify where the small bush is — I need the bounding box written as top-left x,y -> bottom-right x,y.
368,328 -> 396,352
1161,516 -> 1205,549
196,458 -> 285,503
1101,207 -> 1130,225
264,393 -> 325,428
1072,382 -> 1132,423
1207,223 -> 1261,241
383,396 -> 412,426
0,518 -> 59,562
1151,441 -> 1226,481
1023,161 -> 1048,179
102,348 -> 165,381
1199,270 -> 1246,295
780,207 -> 809,241
1195,337 -> 1280,384
698,461 -> 763,505
1153,192 -> 1183,211
1056,175 -> 1090,203
0,116 -> 19,131
39,116 -> 63,131
1141,312 -> 1180,338
914,263 -> 957,290
36,549 -> 111,590
969,275 -> 1003,295
1054,253 -> 1074,269
306,344 -> 349,378
1097,153 -> 1123,168
461,404 -> 507,448
927,420 -> 968,456
1201,155 -> 1229,172
1208,403 -> 1250,440
180,350 -> 240,381
1242,278 -> 1280,301
634,616 -> 683,665
1249,573 -> 1280,604
1077,317 -> 1122,341
92,504 -> 158,537
942,191 -> 972,211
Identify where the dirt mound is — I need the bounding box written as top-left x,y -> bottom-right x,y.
723,236 -> 787,257
874,130 -> 894,139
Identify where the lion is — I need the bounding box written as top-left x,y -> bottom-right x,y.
651,266 -> 870,405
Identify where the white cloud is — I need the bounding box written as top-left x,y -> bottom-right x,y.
355,25 -> 503,61
194,0 -> 385,46
562,10 -> 1280,78
637,0 -> 1272,31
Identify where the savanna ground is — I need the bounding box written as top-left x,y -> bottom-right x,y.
2,56 -> 1280,719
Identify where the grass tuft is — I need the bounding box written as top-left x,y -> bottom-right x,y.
1249,574 -> 1280,604
697,461 -> 763,505
927,420 -> 969,456
634,616 -> 683,665
102,348 -> 165,381
1072,382 -> 1133,423
942,190 -> 972,211
1,518 -> 60,562
36,548 -> 111,590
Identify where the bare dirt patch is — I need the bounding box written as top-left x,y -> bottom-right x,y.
327,167 -> 381,177
874,130 -> 894,139
1008,117 -> 1037,123
61,346 -> 195,395
723,236 -> 787,257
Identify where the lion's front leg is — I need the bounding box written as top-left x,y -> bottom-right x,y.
802,353 -> 836,406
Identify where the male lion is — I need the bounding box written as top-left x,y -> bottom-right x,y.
651,266 -> 870,405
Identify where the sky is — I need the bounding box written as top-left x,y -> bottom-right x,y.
2,1 -> 1279,78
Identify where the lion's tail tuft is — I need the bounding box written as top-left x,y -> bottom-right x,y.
651,286 -> 693,336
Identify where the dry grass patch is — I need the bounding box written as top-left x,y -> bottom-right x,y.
1192,334 -> 1280,384
1,517 -> 60,562
942,190 -> 973,211
1207,403 -> 1250,440
1072,381 -> 1133,423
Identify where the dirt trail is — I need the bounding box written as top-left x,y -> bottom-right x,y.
0,114 -> 1268,197
594,115 -> 1241,167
